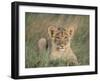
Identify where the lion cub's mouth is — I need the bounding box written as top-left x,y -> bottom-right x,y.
57,47 -> 65,52
59,49 -> 65,52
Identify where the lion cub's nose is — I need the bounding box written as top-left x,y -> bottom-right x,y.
60,45 -> 64,48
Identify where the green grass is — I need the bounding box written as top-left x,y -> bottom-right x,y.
25,13 -> 89,68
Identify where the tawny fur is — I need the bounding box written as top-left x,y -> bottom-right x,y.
50,45 -> 78,65
48,26 -> 78,65
38,38 -> 47,54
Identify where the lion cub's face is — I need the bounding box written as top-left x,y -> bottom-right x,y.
48,26 -> 74,51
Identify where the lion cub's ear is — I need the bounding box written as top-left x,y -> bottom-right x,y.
48,26 -> 57,38
67,27 -> 75,38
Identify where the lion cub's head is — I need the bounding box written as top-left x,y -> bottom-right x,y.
48,26 -> 75,51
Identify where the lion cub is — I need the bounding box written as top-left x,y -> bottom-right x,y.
48,26 -> 78,66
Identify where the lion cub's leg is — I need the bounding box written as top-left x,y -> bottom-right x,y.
66,52 -> 79,66
67,58 -> 79,66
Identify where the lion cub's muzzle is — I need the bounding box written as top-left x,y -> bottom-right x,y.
56,44 -> 66,51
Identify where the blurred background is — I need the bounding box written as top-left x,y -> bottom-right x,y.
25,12 -> 89,68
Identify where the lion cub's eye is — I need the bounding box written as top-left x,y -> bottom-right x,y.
56,37 -> 60,39
65,36 -> 68,39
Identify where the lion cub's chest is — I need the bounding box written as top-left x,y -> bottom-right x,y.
50,48 -> 72,60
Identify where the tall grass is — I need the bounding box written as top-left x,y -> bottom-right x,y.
25,12 -> 89,68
